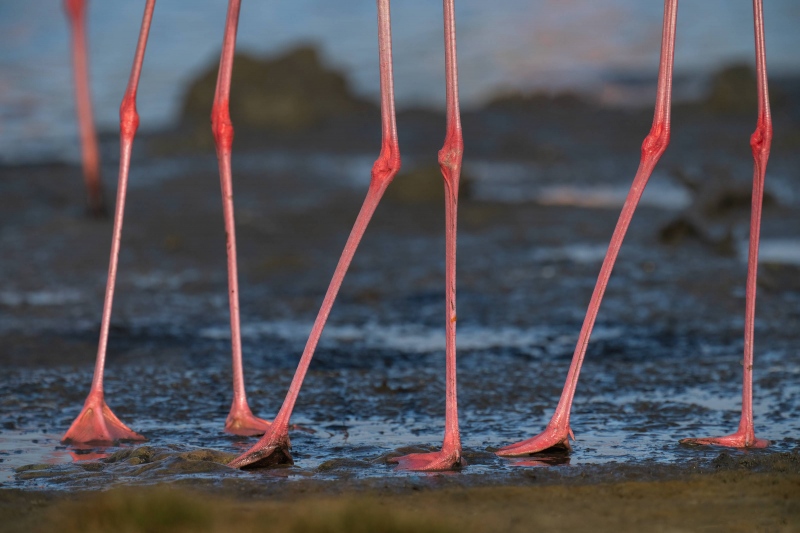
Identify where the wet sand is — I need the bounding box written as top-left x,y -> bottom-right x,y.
1,95 -> 799,529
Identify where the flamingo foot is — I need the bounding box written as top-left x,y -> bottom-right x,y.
496,425 -> 574,457
228,424 -> 293,469
388,444 -> 464,472
224,404 -> 271,437
62,391 -> 145,445
680,429 -> 769,449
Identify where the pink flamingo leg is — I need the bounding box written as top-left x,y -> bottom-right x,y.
61,0 -> 156,445
387,0 -> 464,472
64,0 -> 105,216
210,0 -> 271,437
228,0 -> 401,468
497,0 -> 678,458
680,0 -> 771,449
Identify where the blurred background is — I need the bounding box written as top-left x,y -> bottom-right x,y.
1,0 -> 799,164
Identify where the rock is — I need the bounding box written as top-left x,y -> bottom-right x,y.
658,165 -> 776,255
705,63 -> 787,114
658,215 -> 736,256
671,165 -> 776,218
384,164 -> 474,204
181,45 -> 376,132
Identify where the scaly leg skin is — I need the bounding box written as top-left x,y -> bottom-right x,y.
388,0 -> 464,472
680,0 -> 771,450
228,0 -> 401,468
64,0 -> 104,216
210,0 -> 271,437
497,0 -> 679,458
61,0 -> 156,446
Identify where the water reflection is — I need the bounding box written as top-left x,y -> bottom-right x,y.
67,448 -> 111,462
0,432 -> 72,482
509,453 -> 571,468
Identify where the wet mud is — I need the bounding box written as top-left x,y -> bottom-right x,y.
1,94 -> 799,529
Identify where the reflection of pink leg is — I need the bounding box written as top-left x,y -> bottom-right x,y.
64,0 -> 104,216
210,0 -> 271,437
229,0 -> 401,468
388,0 -> 464,472
681,0 -> 771,450
497,0 -> 679,458
61,0 -> 156,446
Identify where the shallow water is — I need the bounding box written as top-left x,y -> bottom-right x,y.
2,317 -> 798,489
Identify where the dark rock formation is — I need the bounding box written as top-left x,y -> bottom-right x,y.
181,45 -> 376,132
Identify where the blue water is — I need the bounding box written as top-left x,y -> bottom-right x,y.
0,0 -> 798,164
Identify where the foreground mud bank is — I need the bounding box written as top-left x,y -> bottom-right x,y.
2,470 -> 799,533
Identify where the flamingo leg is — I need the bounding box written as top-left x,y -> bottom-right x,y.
497,0 -> 679,458
209,0 -> 271,437
387,0 -> 464,472
64,0 -> 104,216
680,0 -> 771,449
61,0 -> 156,445
228,0 -> 401,468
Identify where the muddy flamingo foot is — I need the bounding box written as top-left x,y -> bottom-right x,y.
680,430 -> 769,449
496,425 -> 574,457
224,405 -> 271,437
388,446 -> 464,472
228,424 -> 293,469
62,392 -> 145,445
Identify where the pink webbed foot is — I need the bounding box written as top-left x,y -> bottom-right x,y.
62,392 -> 145,445
496,424 -> 575,457
388,444 -> 464,472
680,430 -> 769,449
224,404 -> 271,437
228,424 -> 293,469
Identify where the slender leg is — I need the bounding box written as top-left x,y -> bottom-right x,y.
64,0 -> 105,216
680,0 -> 771,449
497,0 -> 678,457
387,0 -> 464,472
209,0 -> 271,437
61,0 -> 156,445
228,0 -> 401,468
